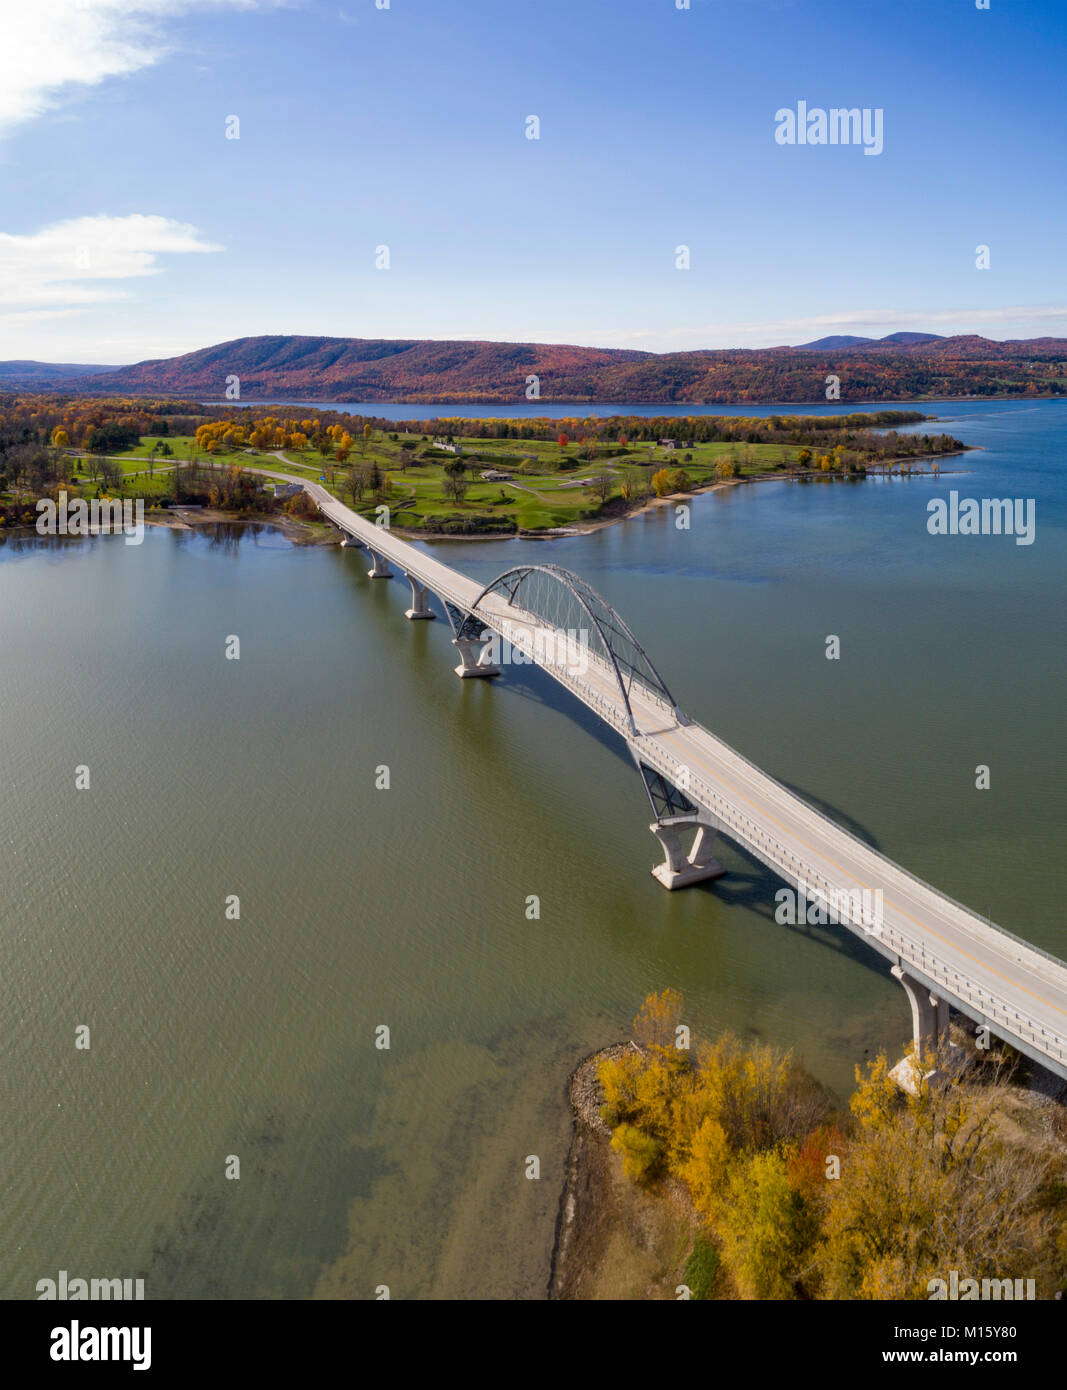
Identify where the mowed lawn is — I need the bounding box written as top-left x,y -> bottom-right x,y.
89,431 -> 802,531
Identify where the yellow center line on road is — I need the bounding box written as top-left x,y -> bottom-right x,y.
308,489 -> 1065,1041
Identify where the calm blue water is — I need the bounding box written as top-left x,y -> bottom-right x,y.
240,398 -> 973,422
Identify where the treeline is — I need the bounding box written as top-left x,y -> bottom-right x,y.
381,409 -> 930,444
597,356 -> 1067,405
600,991 -> 1067,1300
0,395 -> 204,452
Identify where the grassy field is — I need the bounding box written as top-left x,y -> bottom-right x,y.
71,429 -> 809,533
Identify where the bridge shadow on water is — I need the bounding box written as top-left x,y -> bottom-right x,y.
337,563 -> 894,983
494,661 -> 892,977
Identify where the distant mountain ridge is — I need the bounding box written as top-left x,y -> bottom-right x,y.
2,332 -> 1066,403
0,360 -> 118,385
794,332 -> 946,349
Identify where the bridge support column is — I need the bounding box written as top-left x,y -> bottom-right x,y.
889,966 -> 963,1093
649,816 -> 725,890
404,575 -> 435,620
891,966 -> 948,1055
453,636 -> 502,679
341,534 -> 361,548
367,550 -> 392,579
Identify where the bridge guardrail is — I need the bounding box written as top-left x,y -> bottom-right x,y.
682,718 -> 1067,980
313,490 -> 1067,1069
463,617 -> 1067,1065
663,758 -> 1067,1068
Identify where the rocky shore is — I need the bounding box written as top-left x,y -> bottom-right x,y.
548,1043 -> 696,1301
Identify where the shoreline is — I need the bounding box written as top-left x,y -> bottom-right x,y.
0,452 -> 973,549
548,1042 -> 698,1301
141,392 -> 1067,409
352,451 -> 972,544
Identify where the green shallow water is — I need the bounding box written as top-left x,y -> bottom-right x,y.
1,400 -> 1064,1298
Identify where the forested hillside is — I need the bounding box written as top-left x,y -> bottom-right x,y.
8,333 -> 1067,403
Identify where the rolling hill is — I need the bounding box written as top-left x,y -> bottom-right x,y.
4,333 -> 1067,404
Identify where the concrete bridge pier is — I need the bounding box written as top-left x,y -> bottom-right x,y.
649,816 -> 726,890
367,550 -> 392,579
453,636 -> 502,679
404,574 -> 436,620
891,965 -> 949,1055
890,965 -> 964,1093
341,534 -> 361,548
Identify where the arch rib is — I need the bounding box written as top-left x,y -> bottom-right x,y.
467,563 -> 679,735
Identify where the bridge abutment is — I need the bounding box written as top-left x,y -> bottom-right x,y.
453,636 -> 502,679
649,816 -> 726,890
404,575 -> 435,620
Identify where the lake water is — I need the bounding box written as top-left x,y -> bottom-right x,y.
241,397 -> 963,421
1,399 -> 1064,1299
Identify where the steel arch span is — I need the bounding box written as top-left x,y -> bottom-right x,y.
468,563 -> 681,730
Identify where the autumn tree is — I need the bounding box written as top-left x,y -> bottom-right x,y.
590,472 -> 613,503
442,458 -> 468,501
347,466 -> 367,503
815,1052 -> 1057,1300
718,1148 -> 817,1299
634,988 -> 685,1054
610,1124 -> 663,1184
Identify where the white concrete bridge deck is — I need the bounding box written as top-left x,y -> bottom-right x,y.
290,474 -> 1067,1081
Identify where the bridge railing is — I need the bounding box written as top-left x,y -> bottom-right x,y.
682,718 -> 1067,981
664,758 -> 1067,1070
313,489 -> 1067,1066
477,600 -> 683,728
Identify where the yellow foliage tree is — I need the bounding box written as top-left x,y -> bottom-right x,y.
610,1123 -> 662,1184
717,1147 -> 814,1299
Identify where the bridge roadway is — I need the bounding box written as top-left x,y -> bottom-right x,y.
288,474 -> 1067,1081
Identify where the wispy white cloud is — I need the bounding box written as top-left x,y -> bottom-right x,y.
0,213 -> 223,308
0,1 -> 268,137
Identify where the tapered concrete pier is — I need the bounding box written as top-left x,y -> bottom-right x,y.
650,817 -> 725,889
405,574 -> 435,619
453,636 -> 502,678
253,474 -> 1067,1088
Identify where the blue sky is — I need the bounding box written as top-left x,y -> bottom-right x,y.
1,0 -> 1065,362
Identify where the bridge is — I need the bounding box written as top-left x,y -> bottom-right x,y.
282,472 -> 1067,1084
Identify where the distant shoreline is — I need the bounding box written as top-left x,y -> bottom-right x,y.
88,393 -> 1067,412
1,451 -> 971,550
375,450 -> 972,542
